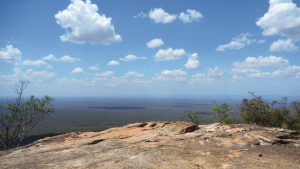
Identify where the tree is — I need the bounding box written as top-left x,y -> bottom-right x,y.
210,101 -> 233,124
180,110 -> 202,125
0,80 -> 54,150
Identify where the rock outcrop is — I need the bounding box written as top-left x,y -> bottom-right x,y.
1,121 -> 300,169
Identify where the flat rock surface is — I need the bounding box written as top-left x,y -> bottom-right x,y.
1,121 -> 300,169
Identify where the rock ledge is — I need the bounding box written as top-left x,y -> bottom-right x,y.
1,121 -> 300,169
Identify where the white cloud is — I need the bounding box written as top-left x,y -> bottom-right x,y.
257,39 -> 266,44
91,77 -> 107,83
185,53 -> 201,70
133,12 -> 147,18
22,59 -> 47,67
56,77 -> 93,86
107,60 -> 120,66
153,69 -> 187,83
231,68 -> 261,74
0,67 -> 57,85
256,0 -> 300,40
149,8 -> 177,24
132,79 -> 152,86
60,55 -> 82,62
42,55 -> 81,62
0,45 -> 22,64
147,39 -> 164,48
179,9 -> 203,23
272,66 -> 300,78
105,76 -> 128,86
216,33 -> 254,51
119,55 -> 138,61
233,55 -> 289,68
190,67 -> 223,84
88,66 -> 99,71
93,71 -> 114,76
45,65 -> 53,69
270,39 -> 298,52
154,48 -> 186,61
124,71 -> 144,77
55,0 -> 121,44
71,67 -> 85,74
42,54 -> 59,61
207,67 -> 223,78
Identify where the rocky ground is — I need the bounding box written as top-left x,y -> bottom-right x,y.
1,121 -> 300,169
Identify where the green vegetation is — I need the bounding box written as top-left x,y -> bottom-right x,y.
239,92 -> 300,130
180,110 -> 202,125
0,80 -> 54,150
181,92 -> 300,131
210,101 -> 233,124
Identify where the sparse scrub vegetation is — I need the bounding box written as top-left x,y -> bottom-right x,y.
239,92 -> 300,130
180,110 -> 202,125
209,101 -> 233,124
0,80 -> 54,150
180,92 -> 300,130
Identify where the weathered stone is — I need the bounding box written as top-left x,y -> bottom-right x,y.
1,121 -> 300,169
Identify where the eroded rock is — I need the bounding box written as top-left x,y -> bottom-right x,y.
1,121 -> 300,169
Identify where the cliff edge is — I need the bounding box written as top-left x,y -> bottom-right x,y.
1,121 -> 300,169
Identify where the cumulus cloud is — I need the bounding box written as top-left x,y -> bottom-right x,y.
133,12 -> 147,18
231,68 -> 261,74
56,77 -> 93,86
0,45 -> 22,64
270,39 -> 298,52
22,60 -> 47,67
55,0 -> 121,44
147,39 -> 164,48
243,66 -> 300,79
61,55 -> 82,62
45,65 -> 53,69
190,67 -> 223,84
190,70 -> 223,84
0,67 -> 57,85
124,71 -> 144,77
185,53 -> 201,70
153,69 -> 187,83
256,0 -> 300,40
154,48 -> 186,61
71,67 -> 85,74
257,39 -> 266,44
119,55 -> 146,61
42,55 -> 81,62
93,71 -> 114,76
105,76 -> 128,86
179,9 -> 203,23
42,54 -> 59,61
89,66 -> 99,71
230,55 -> 300,81
149,8 -> 177,23
133,79 -> 152,86
216,33 -> 254,51
107,60 -> 120,66
207,67 -> 223,78
233,55 -> 289,68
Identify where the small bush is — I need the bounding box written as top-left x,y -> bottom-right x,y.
210,101 -> 233,124
239,92 -> 300,130
180,110 -> 202,125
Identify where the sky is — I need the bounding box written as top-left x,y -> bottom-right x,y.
0,0 -> 300,98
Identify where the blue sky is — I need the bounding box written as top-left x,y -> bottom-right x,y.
0,0 -> 300,97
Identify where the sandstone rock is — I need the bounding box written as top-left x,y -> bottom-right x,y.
1,121 -> 300,169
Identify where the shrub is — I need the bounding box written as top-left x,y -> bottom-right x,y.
0,80 -> 54,150
210,101 -> 233,124
238,92 -> 300,130
180,110 -> 202,125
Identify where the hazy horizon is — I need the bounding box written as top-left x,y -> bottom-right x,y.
1,0 -> 300,97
